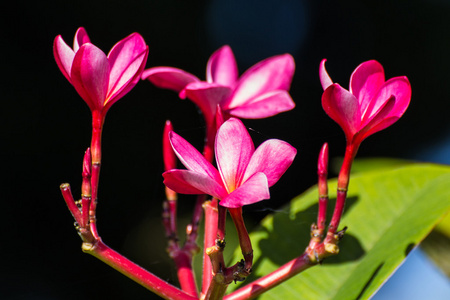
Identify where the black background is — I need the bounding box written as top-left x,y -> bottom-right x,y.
2,0 -> 449,299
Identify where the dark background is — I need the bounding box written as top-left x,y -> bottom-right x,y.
2,0 -> 449,299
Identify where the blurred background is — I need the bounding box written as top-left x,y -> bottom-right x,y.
1,0 -> 449,299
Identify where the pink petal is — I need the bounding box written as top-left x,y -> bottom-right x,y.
349,60 -> 385,115
163,170 -> 227,199
322,84 -> 361,141
219,172 -> 270,208
226,90 -> 295,119
364,76 -> 411,121
319,59 -> 333,90
104,49 -> 148,112
215,118 -> 254,192
141,67 -> 200,92
206,45 -> 238,87
70,44 -> 109,111
106,33 -> 148,102
169,131 -> 222,182
53,35 -> 75,83
73,27 -> 90,52
243,139 -> 297,187
226,54 -> 295,109
360,95 -> 394,132
356,116 -> 400,145
182,82 -> 232,127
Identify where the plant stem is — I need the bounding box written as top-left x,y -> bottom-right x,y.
60,183 -> 83,225
228,207 -> 253,272
204,205 -> 229,300
172,250 -> 199,297
317,143 -> 329,233
326,142 -> 358,238
224,253 -> 314,300
89,110 -> 103,240
83,239 -> 197,300
202,198 -> 219,297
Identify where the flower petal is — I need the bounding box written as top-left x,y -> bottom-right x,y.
243,139 -> 296,187
219,172 -> 270,208
105,51 -> 148,113
349,60 -> 385,115
319,59 -> 333,90
70,44 -> 109,111
182,82 -> 232,127
53,35 -> 75,83
106,33 -> 148,104
215,118 -> 254,192
364,76 -> 411,122
142,67 -> 200,92
226,54 -> 295,109
206,45 -> 238,87
73,27 -> 90,52
169,131 -> 222,182
356,116 -> 400,145
322,84 -> 361,141
227,90 -> 295,119
163,170 -> 227,199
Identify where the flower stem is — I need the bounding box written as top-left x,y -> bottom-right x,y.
89,110 -> 104,240
83,239 -> 197,300
325,142 -> 358,244
202,198 -> 219,297
228,207 -> 253,273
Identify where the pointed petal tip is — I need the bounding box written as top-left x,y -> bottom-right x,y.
319,59 -> 333,90
318,143 -> 329,174
141,67 -> 200,92
207,45 -> 238,86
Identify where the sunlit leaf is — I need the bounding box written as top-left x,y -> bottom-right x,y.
228,163 -> 450,299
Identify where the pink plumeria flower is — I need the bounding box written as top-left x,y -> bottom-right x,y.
54,27 -> 149,118
163,118 -> 297,208
320,59 -> 411,146
142,45 -> 295,128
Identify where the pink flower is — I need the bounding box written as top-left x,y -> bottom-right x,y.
142,46 -> 295,127
320,59 -> 411,146
163,118 -> 297,208
54,27 -> 149,117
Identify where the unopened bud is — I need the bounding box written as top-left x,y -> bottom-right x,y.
318,143 -> 329,176
163,120 -> 177,171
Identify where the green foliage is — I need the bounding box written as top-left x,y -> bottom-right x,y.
228,163 -> 450,299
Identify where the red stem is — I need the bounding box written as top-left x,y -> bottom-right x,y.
81,148 -> 92,229
60,183 -> 82,224
202,198 -> 219,297
317,143 -> 329,232
217,205 -> 227,241
228,207 -> 253,272
89,110 -> 103,240
84,240 -> 197,300
173,250 -> 199,297
224,253 -> 314,300
200,123 -> 218,296
326,142 -> 359,237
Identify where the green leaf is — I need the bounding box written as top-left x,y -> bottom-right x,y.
331,157 -> 412,174
228,163 -> 450,299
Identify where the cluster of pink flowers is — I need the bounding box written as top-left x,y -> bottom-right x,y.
55,27 -> 411,299
55,28 -> 411,208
